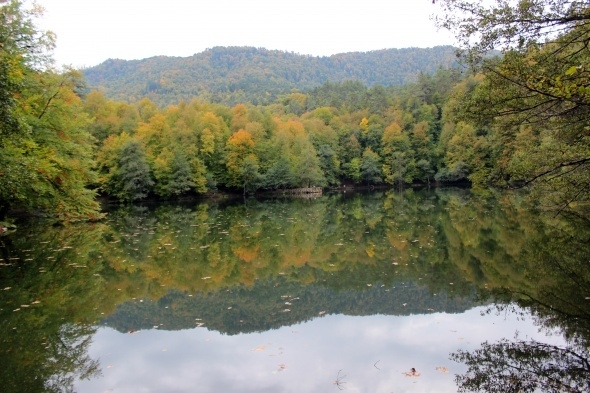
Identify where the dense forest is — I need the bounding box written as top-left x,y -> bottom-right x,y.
0,0 -> 589,222
82,46 -> 459,106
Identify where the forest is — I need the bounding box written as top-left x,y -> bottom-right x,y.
82,45 -> 459,106
0,0 -> 589,221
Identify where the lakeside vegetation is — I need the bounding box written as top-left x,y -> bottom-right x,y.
1,0 -> 589,222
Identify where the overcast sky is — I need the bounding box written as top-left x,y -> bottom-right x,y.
33,0 -> 456,68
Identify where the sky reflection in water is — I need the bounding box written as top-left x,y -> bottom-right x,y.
77,306 -> 560,393
3,188 -> 586,392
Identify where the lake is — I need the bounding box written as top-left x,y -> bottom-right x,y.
0,188 -> 588,392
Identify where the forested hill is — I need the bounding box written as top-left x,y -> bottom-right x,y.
82,46 -> 458,106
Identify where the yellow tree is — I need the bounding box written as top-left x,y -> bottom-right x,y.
225,129 -> 261,192
381,122 -> 415,185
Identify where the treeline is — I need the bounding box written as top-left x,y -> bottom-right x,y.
82,45 -> 459,106
86,66 -> 481,201
2,0 -> 589,220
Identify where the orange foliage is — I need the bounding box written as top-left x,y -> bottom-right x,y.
234,245 -> 260,262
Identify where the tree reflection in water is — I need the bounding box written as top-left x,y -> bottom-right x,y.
1,189 -> 590,392
451,211 -> 590,393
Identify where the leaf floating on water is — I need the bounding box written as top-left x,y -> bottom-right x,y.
403,368 -> 421,377
283,309 -> 291,312
201,276 -> 211,280
318,311 -> 326,315
253,345 -> 266,351
435,366 -> 449,373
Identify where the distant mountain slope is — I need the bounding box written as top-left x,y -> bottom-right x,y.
82,46 -> 458,106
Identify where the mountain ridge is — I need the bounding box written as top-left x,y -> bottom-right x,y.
82,45 -> 459,106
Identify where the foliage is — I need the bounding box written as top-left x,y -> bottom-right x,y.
82,46 -> 459,106
451,339 -> 590,393
437,0 -> 590,214
360,148 -> 382,185
109,140 -> 154,202
0,1 -> 102,221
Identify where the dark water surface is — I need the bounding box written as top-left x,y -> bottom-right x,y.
1,188 -> 588,392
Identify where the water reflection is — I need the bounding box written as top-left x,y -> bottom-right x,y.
451,209 -> 590,393
0,188 -> 588,392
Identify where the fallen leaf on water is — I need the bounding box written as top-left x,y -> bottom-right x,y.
253,346 -> 266,351
435,366 -> 449,373
403,368 -> 421,377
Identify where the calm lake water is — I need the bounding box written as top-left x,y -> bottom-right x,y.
0,188 -> 588,393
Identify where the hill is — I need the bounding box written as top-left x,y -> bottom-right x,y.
82,46 -> 459,106
101,278 -> 476,335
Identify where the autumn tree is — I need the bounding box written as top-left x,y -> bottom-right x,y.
226,129 -> 262,193
437,0 -> 590,213
0,1 -> 102,220
381,121 -> 415,185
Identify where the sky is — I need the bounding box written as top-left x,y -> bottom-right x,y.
33,0 -> 456,68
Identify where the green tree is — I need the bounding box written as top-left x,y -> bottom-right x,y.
111,140 -> 154,202
437,0 -> 590,213
360,147 -> 382,185
239,155 -> 263,195
265,154 -> 295,190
